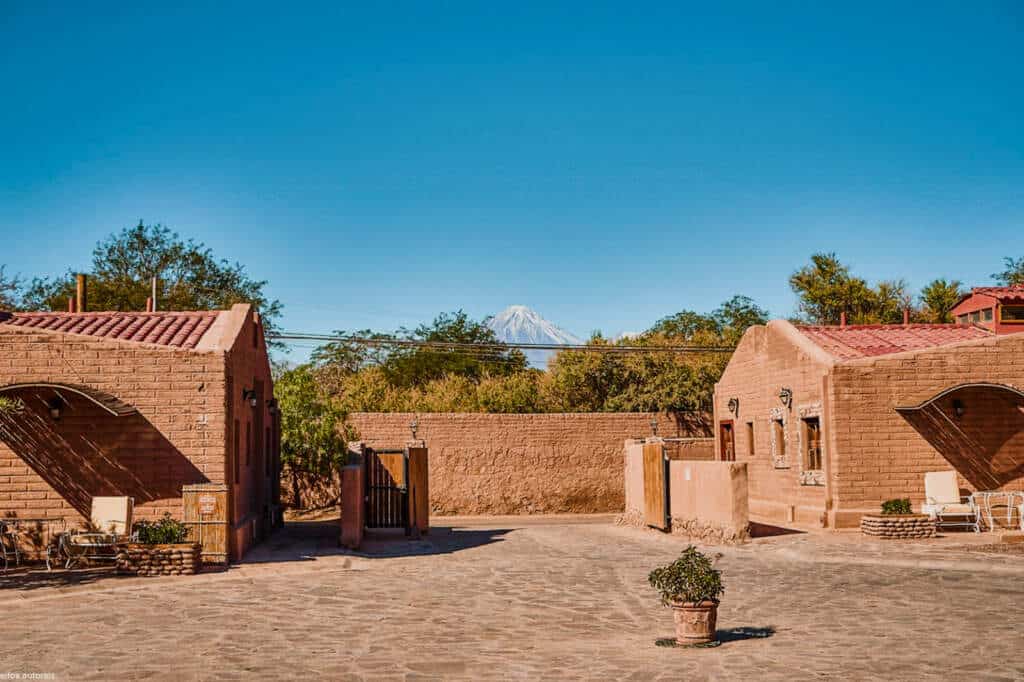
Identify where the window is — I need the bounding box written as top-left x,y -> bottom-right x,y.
982,308 -> 993,322
233,420 -> 240,484
803,417 -> 822,471
245,422 -> 252,466
746,422 -> 755,457
956,314 -> 968,325
1001,305 -> 1024,323
969,311 -> 981,323
772,419 -> 786,459
719,422 -> 735,461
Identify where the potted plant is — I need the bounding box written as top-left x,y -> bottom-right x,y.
648,546 -> 724,645
116,513 -> 203,576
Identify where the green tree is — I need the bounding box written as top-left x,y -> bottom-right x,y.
22,221 -> 282,334
993,257 -> 1024,286
380,311 -> 527,387
275,364 -> 349,507
0,265 -> 22,311
790,253 -> 910,325
919,278 -> 964,323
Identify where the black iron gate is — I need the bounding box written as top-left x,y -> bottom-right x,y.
364,448 -> 409,532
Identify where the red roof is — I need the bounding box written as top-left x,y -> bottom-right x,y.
797,324 -> 993,360
962,286 -> 1024,303
0,311 -> 219,349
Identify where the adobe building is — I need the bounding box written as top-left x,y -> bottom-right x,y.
713,310 -> 1024,529
951,285 -> 1024,333
0,301 -> 279,560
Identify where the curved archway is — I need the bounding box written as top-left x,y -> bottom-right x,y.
897,383 -> 1024,490
0,383 -> 136,417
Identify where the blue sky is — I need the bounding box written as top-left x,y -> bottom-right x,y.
1,2 -> 1022,355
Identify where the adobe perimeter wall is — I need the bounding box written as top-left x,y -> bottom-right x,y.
347,412 -> 711,515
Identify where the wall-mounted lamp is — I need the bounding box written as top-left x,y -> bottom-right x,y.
242,389 -> 258,408
952,399 -> 965,419
650,417 -> 659,437
410,417 -> 419,440
47,396 -> 64,420
727,397 -> 740,417
778,387 -> 793,410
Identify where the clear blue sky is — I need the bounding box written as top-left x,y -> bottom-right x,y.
2,2 -> 1022,354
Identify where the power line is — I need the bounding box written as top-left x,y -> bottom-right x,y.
267,332 -> 735,354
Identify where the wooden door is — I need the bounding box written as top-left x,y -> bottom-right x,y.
719,421 -> 735,461
406,447 -> 429,535
642,443 -> 669,530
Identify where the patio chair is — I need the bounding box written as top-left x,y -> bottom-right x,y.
921,471 -> 979,533
60,497 -> 134,569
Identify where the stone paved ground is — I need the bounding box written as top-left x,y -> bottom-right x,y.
1,517 -> 1023,681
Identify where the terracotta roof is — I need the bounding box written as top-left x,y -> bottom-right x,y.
0,311 -> 220,349
964,286 -> 1024,302
796,324 -> 993,360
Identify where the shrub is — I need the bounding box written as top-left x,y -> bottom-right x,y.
881,498 -> 913,515
133,513 -> 190,544
0,396 -> 24,415
648,546 -> 724,605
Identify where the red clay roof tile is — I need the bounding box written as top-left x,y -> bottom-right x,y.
796,324 -> 993,360
965,285 -> 1024,302
0,311 -> 220,349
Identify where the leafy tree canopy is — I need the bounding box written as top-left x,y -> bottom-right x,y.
993,257 -> 1024,286
22,221 -> 282,333
0,265 -> 22,311
919,278 -> 965,323
789,252 -> 910,325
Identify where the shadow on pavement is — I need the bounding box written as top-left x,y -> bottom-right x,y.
749,522 -> 804,538
0,565 -> 123,592
717,626 -> 776,643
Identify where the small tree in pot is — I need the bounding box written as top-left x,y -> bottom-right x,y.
648,546 -> 724,645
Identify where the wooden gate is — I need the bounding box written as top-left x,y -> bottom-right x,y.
364,446 -> 429,535
642,443 -> 670,530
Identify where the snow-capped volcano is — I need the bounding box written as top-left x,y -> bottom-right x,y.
487,305 -> 582,368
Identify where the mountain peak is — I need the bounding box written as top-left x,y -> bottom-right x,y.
488,305 -> 582,367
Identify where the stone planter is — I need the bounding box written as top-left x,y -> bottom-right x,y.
860,514 -> 936,539
670,600 -> 719,645
116,543 -> 203,576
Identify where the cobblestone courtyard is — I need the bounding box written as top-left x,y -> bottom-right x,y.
2,517 -> 1023,680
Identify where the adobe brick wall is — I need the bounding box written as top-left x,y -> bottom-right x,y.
829,334 -> 1024,527
0,326 -> 227,530
347,412 -> 710,515
712,322 -> 832,527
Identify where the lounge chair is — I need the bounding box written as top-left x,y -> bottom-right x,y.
921,471 -> 979,533
61,497 -> 134,569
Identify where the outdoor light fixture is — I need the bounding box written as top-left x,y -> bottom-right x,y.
242,389 -> 258,408
650,417 -> 659,437
47,397 -> 64,420
953,399 -> 965,418
410,417 -> 419,440
727,397 -> 740,416
778,387 -> 793,409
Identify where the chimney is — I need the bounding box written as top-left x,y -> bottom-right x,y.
67,297 -> 75,313
146,297 -> 153,313
840,311 -> 847,327
75,274 -> 88,313
903,308 -> 910,326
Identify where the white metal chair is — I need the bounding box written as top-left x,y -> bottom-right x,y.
61,497 -> 134,569
921,471 -> 979,532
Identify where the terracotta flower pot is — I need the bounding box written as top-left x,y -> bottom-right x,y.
671,600 -> 719,645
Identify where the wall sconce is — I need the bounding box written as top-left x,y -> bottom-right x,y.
778,387 -> 793,410
649,417 -> 659,437
727,397 -> 740,417
47,397 -> 64,420
952,399 -> 965,419
410,417 -> 419,440
242,389 -> 258,408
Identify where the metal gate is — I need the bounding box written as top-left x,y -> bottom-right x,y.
363,445 -> 430,536
364,448 -> 409,531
